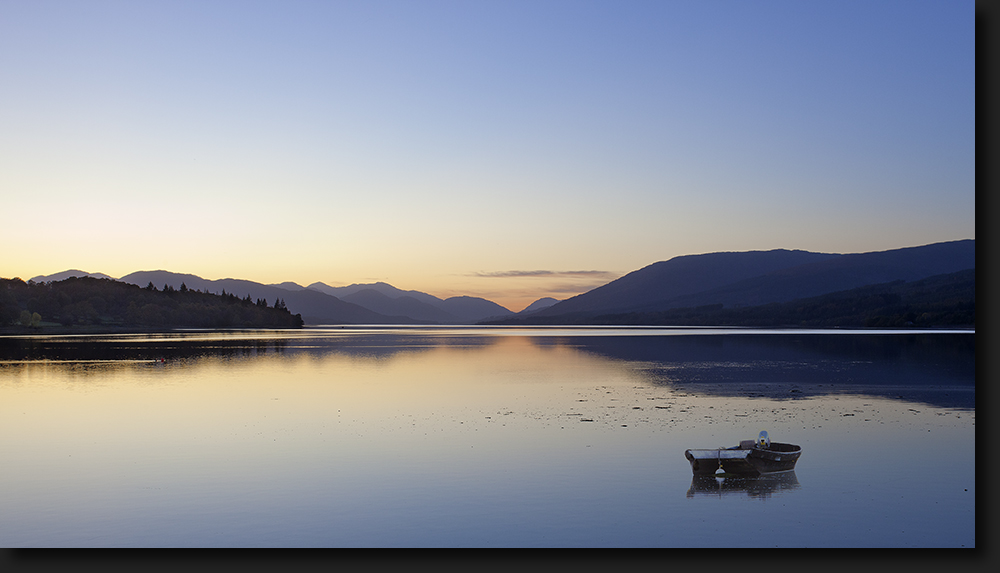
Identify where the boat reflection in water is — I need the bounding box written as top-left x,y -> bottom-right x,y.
686,471 -> 800,499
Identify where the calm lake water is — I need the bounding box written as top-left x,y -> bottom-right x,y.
0,326 -> 975,548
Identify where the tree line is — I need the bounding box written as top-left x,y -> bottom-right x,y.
1,276 -> 304,329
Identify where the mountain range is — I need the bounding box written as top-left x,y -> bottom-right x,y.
27,239 -> 974,326
28,270 -> 521,325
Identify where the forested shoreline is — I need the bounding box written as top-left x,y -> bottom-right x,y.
1,276 -> 304,330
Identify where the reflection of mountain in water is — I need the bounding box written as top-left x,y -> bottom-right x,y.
0,335 -> 293,362
0,332 -> 504,364
687,472 -> 801,499
562,333 -> 974,409
0,330 -> 974,409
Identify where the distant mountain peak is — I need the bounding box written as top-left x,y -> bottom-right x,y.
30,270 -> 114,283
520,297 -> 561,314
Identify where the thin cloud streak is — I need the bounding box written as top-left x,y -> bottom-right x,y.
471,270 -> 617,279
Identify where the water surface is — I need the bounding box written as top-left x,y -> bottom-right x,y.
0,327 -> 975,547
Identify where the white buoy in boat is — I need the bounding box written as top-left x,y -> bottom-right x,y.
758,430 -> 770,448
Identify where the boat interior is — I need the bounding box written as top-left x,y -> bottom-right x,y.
734,440 -> 800,452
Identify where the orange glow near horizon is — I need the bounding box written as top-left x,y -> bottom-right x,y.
0,259 -> 615,313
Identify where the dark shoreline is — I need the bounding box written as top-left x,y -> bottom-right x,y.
0,324 -> 306,336
0,323 -> 975,336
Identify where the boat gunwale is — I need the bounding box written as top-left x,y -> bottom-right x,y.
685,441 -> 802,476
685,441 -> 801,456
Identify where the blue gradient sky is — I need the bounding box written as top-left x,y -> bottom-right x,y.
0,0 -> 975,311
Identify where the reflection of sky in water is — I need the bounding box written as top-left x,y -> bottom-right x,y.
0,328 -> 974,547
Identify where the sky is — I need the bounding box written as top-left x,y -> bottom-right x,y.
0,0 -> 976,312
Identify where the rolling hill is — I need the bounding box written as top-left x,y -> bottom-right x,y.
522,268 -> 974,327
29,270 -> 113,282
525,239 -> 974,321
516,297 -> 561,315
339,288 -> 461,323
115,271 -> 405,325
28,271 -> 520,325
308,281 -> 514,323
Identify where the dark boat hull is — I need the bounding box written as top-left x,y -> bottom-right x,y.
687,471 -> 801,498
745,444 -> 800,474
685,441 -> 801,476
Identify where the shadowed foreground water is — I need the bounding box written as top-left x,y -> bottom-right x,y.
0,327 -> 974,547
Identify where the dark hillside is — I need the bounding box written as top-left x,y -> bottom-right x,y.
340,289 -> 459,323
536,249 -> 838,317
649,240 -> 975,312
439,296 -> 514,322
118,270 -> 400,324
512,269 -> 974,328
533,240 -> 974,319
307,281 -> 445,307
309,281 -> 513,323
1,276 -> 304,329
